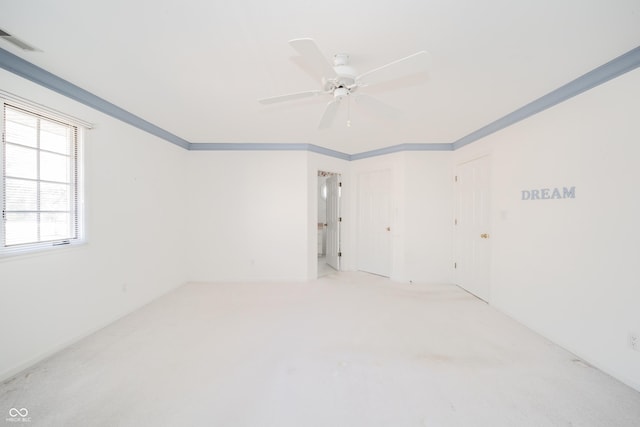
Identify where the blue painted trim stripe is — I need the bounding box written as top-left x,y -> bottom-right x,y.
188,143 -> 350,160
452,45 -> 640,150
351,143 -> 452,160
306,144 -> 352,161
0,47 -> 191,149
189,142 -> 309,151
188,142 -> 448,160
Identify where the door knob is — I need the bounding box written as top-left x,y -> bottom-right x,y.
480,233 -> 489,239
386,226 -> 391,231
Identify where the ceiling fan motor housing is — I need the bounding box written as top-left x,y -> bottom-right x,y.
323,52 -> 357,95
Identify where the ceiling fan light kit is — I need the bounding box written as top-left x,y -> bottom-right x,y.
333,87 -> 350,99
258,38 -> 430,129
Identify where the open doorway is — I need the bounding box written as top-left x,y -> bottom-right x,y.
318,171 -> 341,277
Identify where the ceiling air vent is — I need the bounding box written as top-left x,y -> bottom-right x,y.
0,28 -> 38,51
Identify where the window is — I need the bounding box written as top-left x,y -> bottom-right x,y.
1,101 -> 84,254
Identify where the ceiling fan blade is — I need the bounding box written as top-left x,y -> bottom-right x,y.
318,99 -> 341,129
289,38 -> 337,79
354,94 -> 401,119
356,51 -> 431,86
258,90 -> 324,104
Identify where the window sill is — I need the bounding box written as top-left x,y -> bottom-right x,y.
0,240 -> 88,263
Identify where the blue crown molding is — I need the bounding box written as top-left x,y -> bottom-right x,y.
452,45 -> 640,150
351,143 -> 453,160
3,44 -> 640,157
188,142 -> 350,161
188,142 -> 448,160
0,47 -> 191,149
189,142 -> 309,151
306,144 -> 352,160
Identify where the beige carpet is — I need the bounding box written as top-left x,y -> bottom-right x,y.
2,272 -> 639,426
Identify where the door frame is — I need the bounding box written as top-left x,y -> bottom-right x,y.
316,170 -> 342,277
325,173 -> 341,271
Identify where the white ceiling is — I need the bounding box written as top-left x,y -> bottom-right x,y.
1,0 -> 639,154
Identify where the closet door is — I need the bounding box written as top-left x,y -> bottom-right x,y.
357,169 -> 391,277
454,155 -> 492,301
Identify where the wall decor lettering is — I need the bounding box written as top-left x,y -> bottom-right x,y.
521,186 -> 575,200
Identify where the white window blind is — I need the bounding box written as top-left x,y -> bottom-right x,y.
2,102 -> 83,253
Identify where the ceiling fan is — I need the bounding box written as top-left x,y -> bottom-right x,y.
258,38 -> 430,129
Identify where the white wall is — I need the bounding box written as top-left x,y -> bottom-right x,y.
0,70 -> 189,380
187,150 -> 309,282
453,69 -> 640,391
349,151 -> 453,283
187,148 -> 452,284
402,151 -> 454,284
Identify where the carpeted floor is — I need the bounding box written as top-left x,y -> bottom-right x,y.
1,271 -> 639,426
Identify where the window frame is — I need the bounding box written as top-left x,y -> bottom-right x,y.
1,97 -> 86,257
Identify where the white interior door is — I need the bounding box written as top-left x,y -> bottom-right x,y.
325,174 -> 341,271
454,156 -> 491,301
357,169 -> 391,277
